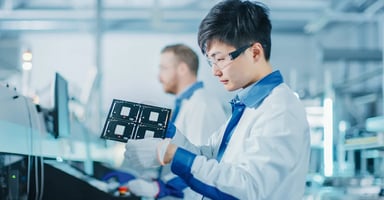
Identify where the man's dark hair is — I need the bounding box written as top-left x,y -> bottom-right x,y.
198,0 -> 272,60
161,44 -> 199,76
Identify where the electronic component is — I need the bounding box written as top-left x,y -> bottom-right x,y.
100,99 -> 171,142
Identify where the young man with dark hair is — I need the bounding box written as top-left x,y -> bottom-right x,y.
124,1 -> 310,199
120,44 -> 227,199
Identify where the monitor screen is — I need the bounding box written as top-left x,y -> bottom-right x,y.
52,72 -> 70,138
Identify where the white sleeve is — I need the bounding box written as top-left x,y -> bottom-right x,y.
171,125 -> 225,158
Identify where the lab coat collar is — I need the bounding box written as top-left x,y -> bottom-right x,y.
236,70 -> 284,108
176,81 -> 204,101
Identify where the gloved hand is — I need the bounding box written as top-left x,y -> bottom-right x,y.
126,179 -> 158,197
120,160 -> 160,180
126,179 -> 184,198
101,170 -> 136,185
124,138 -> 171,169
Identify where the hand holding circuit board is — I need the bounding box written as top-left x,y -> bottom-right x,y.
100,99 -> 172,142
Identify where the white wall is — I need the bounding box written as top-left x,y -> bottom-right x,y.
18,32 -> 320,102
15,32 -> 235,122
13,33 -> 96,107
15,30 -> 370,130
16,32 -> 321,114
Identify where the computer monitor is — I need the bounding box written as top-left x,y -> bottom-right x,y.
51,72 -> 70,138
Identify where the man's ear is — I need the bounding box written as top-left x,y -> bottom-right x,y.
251,43 -> 264,61
177,62 -> 189,75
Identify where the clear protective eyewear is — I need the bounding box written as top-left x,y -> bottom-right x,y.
206,43 -> 253,70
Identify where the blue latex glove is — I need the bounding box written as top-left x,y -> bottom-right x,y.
156,178 -> 185,198
165,122 -> 176,138
102,170 -> 136,185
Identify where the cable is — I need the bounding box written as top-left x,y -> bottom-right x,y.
23,96 -> 40,200
39,156 -> 44,200
30,102 -> 45,200
29,98 -> 46,200
22,97 -> 32,199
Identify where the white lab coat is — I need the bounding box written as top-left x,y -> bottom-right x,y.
159,85 -> 228,200
174,87 -> 228,145
170,83 -> 310,200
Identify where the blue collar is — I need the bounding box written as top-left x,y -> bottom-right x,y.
236,70 -> 284,108
176,81 -> 204,101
